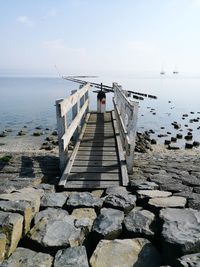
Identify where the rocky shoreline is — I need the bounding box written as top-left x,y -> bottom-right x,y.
0,147 -> 199,266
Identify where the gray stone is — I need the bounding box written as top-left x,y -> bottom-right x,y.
129,180 -> 159,191
177,253 -> 200,267
105,186 -> 128,196
0,234 -> 6,262
90,238 -> 161,267
137,190 -> 172,200
0,211 -> 23,257
0,200 -> 32,234
103,192 -> 136,213
160,208 -> 200,264
159,183 -> 192,193
72,208 -> 97,232
1,247 -> 53,267
54,246 -> 89,267
181,175 -> 200,187
92,208 -> 124,239
124,207 -> 155,236
34,208 -> 69,224
28,215 -> 85,251
67,192 -> 103,210
148,196 -> 186,209
41,192 -> 67,209
34,183 -> 55,193
149,174 -> 173,185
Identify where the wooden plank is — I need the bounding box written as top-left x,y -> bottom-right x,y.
78,147 -> 116,151
112,110 -> 129,186
80,143 -> 115,147
59,113 -> 90,187
75,155 -> 118,161
62,99 -> 89,150
71,166 -> 119,173
67,173 -> 120,181
60,84 -> 90,116
76,151 -> 117,156
73,160 -> 118,167
65,180 -> 120,189
82,138 -> 115,142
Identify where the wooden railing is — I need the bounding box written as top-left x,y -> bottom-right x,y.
55,83 -> 90,171
113,82 -> 138,174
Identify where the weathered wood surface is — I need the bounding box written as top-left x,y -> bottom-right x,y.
60,112 -> 123,189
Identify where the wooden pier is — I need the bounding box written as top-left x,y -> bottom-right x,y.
56,83 -> 138,189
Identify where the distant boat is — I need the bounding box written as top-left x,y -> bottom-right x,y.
173,67 -> 179,74
160,71 -> 165,75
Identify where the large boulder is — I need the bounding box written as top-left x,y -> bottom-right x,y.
148,196 -> 186,211
124,207 -> 156,237
103,191 -> 136,213
1,247 -> 53,267
71,208 -> 97,232
92,208 -> 124,239
0,211 -> 23,257
34,208 -> 69,225
54,246 -> 89,267
90,238 -> 161,267
160,208 -> 200,264
0,200 -> 32,234
66,192 -> 103,210
28,215 -> 85,253
137,190 -> 172,206
40,192 -> 67,209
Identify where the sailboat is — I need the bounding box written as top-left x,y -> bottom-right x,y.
173,66 -> 179,74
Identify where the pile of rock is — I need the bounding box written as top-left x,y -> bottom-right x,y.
1,183 -> 200,266
135,132 -> 152,153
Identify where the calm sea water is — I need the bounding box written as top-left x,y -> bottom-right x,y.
0,76 -> 199,148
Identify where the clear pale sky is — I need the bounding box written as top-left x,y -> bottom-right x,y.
1,0 -> 200,76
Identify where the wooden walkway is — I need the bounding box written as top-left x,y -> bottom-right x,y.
59,111 -> 128,189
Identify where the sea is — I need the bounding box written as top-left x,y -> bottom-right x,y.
0,75 -> 199,149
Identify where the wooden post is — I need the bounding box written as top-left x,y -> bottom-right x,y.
71,90 -> 80,141
56,99 -> 68,172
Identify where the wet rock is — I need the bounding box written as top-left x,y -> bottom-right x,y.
148,196 -> 186,210
66,192 -> 103,211
164,140 -> 171,145
176,253 -> 200,267
160,208 -> 200,264
71,208 -> 96,231
90,238 -> 161,267
28,215 -> 85,252
185,142 -> 193,149
1,247 -> 53,267
52,130 -> 58,136
34,208 -> 69,225
46,136 -> 54,142
176,133 -> 183,139
185,135 -> 193,140
103,191 -> 136,213
151,139 -> 157,145
0,200 -> 32,234
17,130 -> 26,136
41,192 -> 67,209
0,234 -> 6,262
5,129 -> 12,133
33,131 -> 43,136
171,137 -> 177,142
0,131 -> 7,138
193,141 -> 200,147
54,246 -> 89,267
168,144 -> 180,150
124,207 -> 156,237
173,123 -> 181,130
105,186 -> 128,196
35,126 -> 42,130
92,208 -> 124,239
129,180 -> 159,191
0,211 -> 23,257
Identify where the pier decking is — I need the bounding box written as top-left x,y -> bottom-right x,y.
56,83 -> 138,189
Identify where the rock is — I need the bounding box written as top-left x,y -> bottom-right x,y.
185,142 -> 193,149
0,131 -> 7,138
168,144 -> 180,150
0,200 -> 32,234
148,196 -> 186,210
176,134 -> 183,139
46,136 -> 54,142
34,183 -> 55,193
0,187 -> 42,217
193,141 -> 200,147
92,208 -> 124,239
52,130 -> 58,136
137,190 -> 172,201
40,192 -> 67,209
1,247 -> 53,267
164,140 -> 171,145
173,123 -> 181,129
103,191 -> 136,213
171,137 -> 177,142
159,183 -> 192,193
0,211 -> 23,257
149,174 -> 173,185
54,246 -> 89,267
66,192 -> 103,210
34,208 -> 69,225
129,180 -> 159,191
91,190 -> 104,198
0,234 -> 6,262
28,215 -> 85,252
124,207 -> 156,237
17,130 -> 26,136
33,131 -> 43,136
71,208 -> 96,231
105,186 -> 128,196
176,253 -> 200,267
90,238 -> 161,267
151,139 -> 157,145
160,208 -> 200,264
185,135 -> 193,140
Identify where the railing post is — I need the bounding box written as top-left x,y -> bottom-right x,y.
126,102 -> 139,174
71,89 -> 80,141
56,99 -> 68,172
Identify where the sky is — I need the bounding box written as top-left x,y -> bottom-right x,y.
1,0 -> 200,76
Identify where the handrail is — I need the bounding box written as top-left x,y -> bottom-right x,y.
113,82 -> 138,174
56,84 -> 90,171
